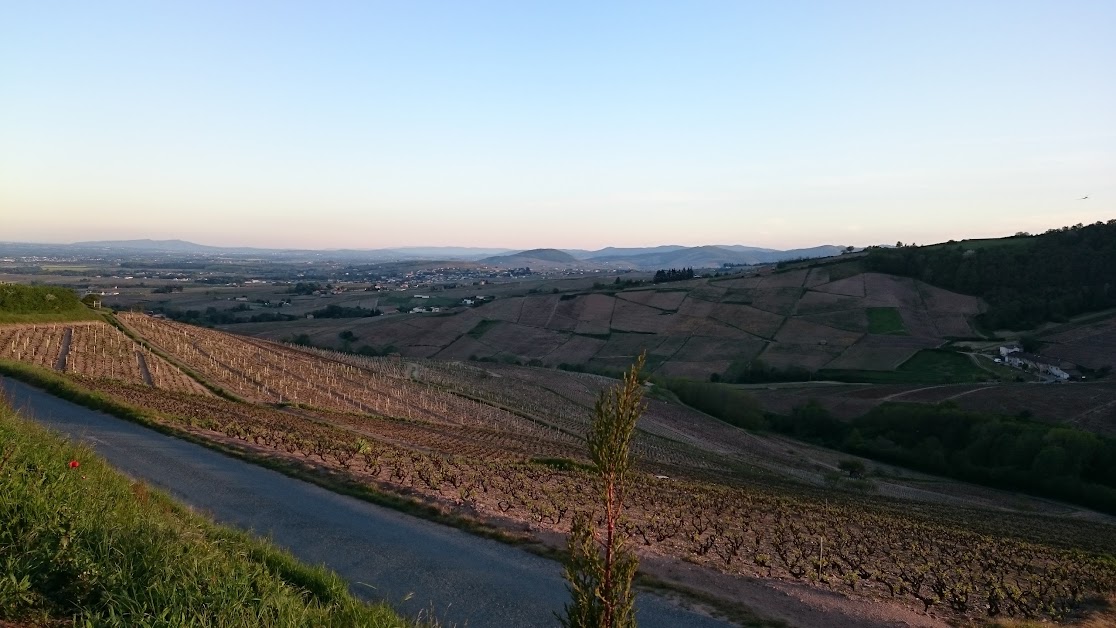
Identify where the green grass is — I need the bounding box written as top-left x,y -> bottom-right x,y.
0,309 -> 103,323
0,284 -> 100,323
0,394 -> 416,627
866,307 -> 907,335
466,318 -> 499,339
818,349 -> 995,384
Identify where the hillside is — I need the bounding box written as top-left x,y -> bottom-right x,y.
864,220 -> 1116,330
481,248 -> 580,265
232,265 -> 988,382
585,244 -> 848,268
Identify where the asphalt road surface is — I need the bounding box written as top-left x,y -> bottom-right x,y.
2,377 -> 735,628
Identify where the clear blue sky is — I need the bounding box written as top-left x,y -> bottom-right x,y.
2,1 -> 1113,250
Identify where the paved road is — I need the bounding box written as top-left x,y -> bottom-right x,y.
2,377 -> 733,628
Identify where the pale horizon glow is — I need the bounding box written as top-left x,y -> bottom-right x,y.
2,2 -> 1114,251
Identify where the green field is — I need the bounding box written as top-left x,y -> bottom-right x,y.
467,318 -> 500,339
0,399 -> 413,627
865,307 -> 906,335
818,349 -> 994,384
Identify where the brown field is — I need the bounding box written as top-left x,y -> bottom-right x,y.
918,283 -> 983,315
799,309 -> 870,333
756,268 -> 809,289
793,290 -> 865,315
541,334 -> 607,365
434,334 -> 495,360
477,295 -> 525,322
898,307 -> 941,338
616,288 -> 688,311
813,274 -> 866,297
708,303 -> 785,338
610,298 -> 672,334
759,342 -> 845,370
774,318 -> 862,348
1042,317 -> 1116,370
931,313 -> 977,337
823,334 -> 944,371
595,332 -> 666,359
675,294 -> 717,318
473,321 -> 567,358
672,335 -> 766,363
804,267 -> 830,288
749,286 -> 804,316
862,273 -> 924,308
517,293 -> 560,327
822,344 -> 920,371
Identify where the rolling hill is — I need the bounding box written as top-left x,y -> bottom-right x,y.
232,262 -> 988,382
480,248 -> 581,266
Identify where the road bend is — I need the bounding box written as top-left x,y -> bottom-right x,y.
1,377 -> 733,628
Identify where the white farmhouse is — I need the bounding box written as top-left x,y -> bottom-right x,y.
1003,351 -> 1070,380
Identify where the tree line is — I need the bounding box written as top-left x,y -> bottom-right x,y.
769,401 -> 1116,515
658,375 -> 1116,514
863,220 -> 1116,330
652,268 -> 694,284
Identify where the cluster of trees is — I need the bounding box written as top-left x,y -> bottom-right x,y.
156,301 -> 380,325
769,401 -> 1116,514
652,268 -> 695,284
286,282 -> 331,295
287,332 -> 397,358
151,285 -> 184,294
714,358 -> 812,384
307,304 -> 381,319
864,220 -> 1116,330
155,306 -> 297,326
0,284 -> 85,314
656,379 -> 767,430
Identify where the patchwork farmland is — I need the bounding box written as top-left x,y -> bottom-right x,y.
231,267 -> 989,381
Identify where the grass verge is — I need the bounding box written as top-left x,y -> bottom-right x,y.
865,307 -> 906,335
0,390 -> 415,627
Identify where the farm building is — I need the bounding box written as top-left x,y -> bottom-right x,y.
1003,351 -> 1071,381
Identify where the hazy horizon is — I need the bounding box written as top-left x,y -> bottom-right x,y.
3,2 -> 1113,250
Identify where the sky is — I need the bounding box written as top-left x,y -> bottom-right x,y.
2,1 -> 1114,251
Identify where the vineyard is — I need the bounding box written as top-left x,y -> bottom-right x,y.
3,313 -> 1116,624
0,321 -> 208,396
56,377 -> 1116,624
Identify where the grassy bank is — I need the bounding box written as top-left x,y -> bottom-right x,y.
0,391 -> 416,627
0,284 -> 102,323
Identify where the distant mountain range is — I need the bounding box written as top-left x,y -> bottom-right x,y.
480,244 -> 850,269
5,239 -> 850,268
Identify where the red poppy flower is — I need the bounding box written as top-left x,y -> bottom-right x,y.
68,460 -> 80,469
